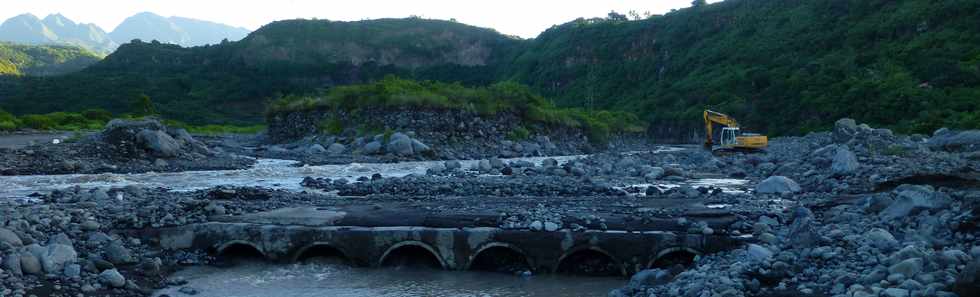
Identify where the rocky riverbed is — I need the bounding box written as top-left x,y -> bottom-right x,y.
0,119 -> 254,176
0,118 -> 978,297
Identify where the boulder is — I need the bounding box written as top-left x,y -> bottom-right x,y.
411,139 -> 431,154
362,141 -> 383,155
746,244 -> 773,262
756,176 -> 801,194
105,242 -> 135,264
831,145 -> 859,175
387,137 -> 415,156
888,258 -> 924,278
102,118 -> 165,146
489,158 -> 505,169
928,130 -> 980,152
954,259 -> 980,297
307,144 -> 327,154
644,167 -> 666,180
834,118 -> 859,143
880,185 -> 951,221
136,129 -> 181,158
866,228 -> 899,251
20,252 -> 42,275
628,268 -> 674,288
445,160 -> 462,171
326,143 -> 346,155
99,268 -> 126,288
0,227 -> 22,247
40,244 -> 77,273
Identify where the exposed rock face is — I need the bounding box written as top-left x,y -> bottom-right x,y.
136,129 -> 181,157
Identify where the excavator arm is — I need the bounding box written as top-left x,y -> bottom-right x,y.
703,110 -> 738,148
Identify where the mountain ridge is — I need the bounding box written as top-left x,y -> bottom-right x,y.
0,12 -> 250,54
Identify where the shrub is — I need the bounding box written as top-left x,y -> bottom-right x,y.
317,117 -> 344,135
507,126 -> 531,141
20,114 -> 55,130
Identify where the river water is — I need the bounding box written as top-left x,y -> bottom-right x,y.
0,147 -> 746,296
155,261 -> 626,297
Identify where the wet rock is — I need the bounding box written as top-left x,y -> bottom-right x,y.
831,145 -> 859,175
544,222 -> 560,232
881,288 -> 909,297
628,268 -> 674,288
756,176 -> 801,194
529,221 -> 544,231
644,167 -> 665,180
80,220 -> 100,231
99,268 -> 126,288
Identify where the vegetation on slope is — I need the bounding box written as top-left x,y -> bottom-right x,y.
2,0 -> 979,137
513,0 -> 980,135
0,42 -> 101,76
267,77 -> 644,142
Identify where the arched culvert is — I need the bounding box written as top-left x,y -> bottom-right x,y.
648,247 -> 700,270
214,241 -> 265,266
379,241 -> 447,270
468,243 -> 532,274
556,247 -> 625,277
293,243 -> 351,265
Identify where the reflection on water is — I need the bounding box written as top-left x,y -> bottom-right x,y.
155,262 -> 624,297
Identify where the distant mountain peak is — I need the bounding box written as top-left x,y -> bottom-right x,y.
0,12 -> 251,54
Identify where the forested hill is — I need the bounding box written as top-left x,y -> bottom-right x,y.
0,42 -> 101,76
2,0 -> 979,135
513,0 -> 980,135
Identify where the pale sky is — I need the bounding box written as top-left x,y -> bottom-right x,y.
1,0 -> 722,38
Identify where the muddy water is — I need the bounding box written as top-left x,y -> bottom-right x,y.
155,262 -> 624,297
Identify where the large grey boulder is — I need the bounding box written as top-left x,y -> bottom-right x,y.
628,268 -> 675,288
865,228 -> 898,251
746,244 -> 774,262
40,244 -> 77,273
105,242 -> 135,264
326,143 -> 346,155
362,141 -> 382,155
928,130 -> 980,152
136,129 -> 181,158
306,144 -> 327,154
387,133 -> 415,156
831,145 -> 859,175
99,268 -> 126,288
102,118 -> 165,145
411,139 -> 431,154
20,252 -> 42,275
880,185 -> 951,221
0,227 -> 22,247
756,176 -> 801,194
834,118 -> 859,143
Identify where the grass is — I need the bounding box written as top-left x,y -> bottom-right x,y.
266,76 -> 646,143
0,108 -> 264,135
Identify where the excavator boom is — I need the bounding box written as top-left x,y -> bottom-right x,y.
702,109 -> 767,152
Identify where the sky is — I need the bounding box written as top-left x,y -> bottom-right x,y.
1,0 -> 722,38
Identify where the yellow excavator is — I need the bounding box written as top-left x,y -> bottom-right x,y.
703,110 -> 767,152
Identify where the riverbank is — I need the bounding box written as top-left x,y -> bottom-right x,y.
0,118 -> 978,297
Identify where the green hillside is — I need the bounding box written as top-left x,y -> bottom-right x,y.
0,42 -> 101,76
1,0 -> 979,135
511,0 -> 980,135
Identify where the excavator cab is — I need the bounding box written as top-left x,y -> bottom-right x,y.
720,127 -> 740,147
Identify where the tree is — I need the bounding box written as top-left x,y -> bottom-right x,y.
133,94 -> 157,116
607,11 -> 628,22
692,0 -> 707,7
